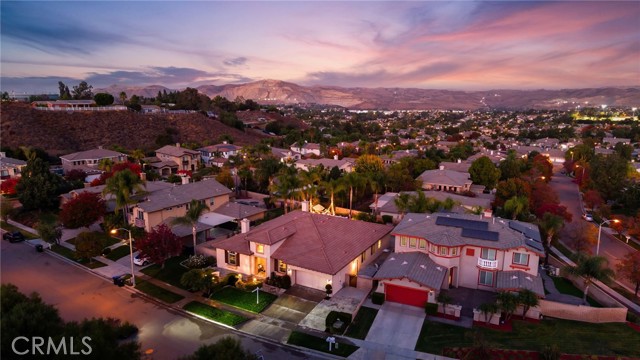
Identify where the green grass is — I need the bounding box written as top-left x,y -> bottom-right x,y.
49,244 -> 107,268
345,306 -> 378,339
287,331 -> 359,357
614,234 -> 640,251
141,255 -> 190,288
67,232 -> 120,247
105,245 -> 132,261
415,318 -> 640,357
134,280 -> 184,304
183,301 -> 247,326
210,287 -> 277,313
551,277 -> 602,307
0,221 -> 38,239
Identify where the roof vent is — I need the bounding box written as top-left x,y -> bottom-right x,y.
436,266 -> 442,271
511,276 -> 518,280
526,276 -> 532,281
389,257 -> 395,261
374,263 -> 379,269
401,261 -> 408,265
419,265 -> 426,269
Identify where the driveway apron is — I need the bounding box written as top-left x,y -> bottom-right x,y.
365,302 -> 425,350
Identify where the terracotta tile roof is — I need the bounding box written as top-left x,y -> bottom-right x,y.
214,211 -> 393,275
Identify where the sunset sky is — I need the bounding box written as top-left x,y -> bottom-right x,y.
1,1 -> 638,94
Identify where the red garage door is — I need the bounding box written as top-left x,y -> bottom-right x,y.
385,283 -> 428,308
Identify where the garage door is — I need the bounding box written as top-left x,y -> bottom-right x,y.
295,270 -> 325,291
385,283 -> 428,308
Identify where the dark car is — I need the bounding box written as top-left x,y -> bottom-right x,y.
3,231 -> 26,243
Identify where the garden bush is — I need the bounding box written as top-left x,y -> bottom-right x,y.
325,311 -> 352,335
371,292 -> 385,305
425,302 -> 438,315
265,273 -> 291,289
101,247 -> 112,256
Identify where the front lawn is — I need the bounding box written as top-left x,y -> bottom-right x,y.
183,301 -> 247,326
67,232 -> 120,247
345,306 -> 378,339
210,287 -> 276,313
551,277 -> 601,307
141,255 -> 189,288
287,331 -> 359,357
415,318 -> 640,357
0,221 -> 38,238
134,280 -> 184,304
105,245 -> 132,261
50,244 -> 107,269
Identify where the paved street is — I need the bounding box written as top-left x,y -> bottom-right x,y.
548,169 -> 637,289
0,240 -> 326,360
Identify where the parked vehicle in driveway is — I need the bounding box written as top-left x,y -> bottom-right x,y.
3,231 -> 26,243
133,254 -> 151,266
582,213 -> 594,222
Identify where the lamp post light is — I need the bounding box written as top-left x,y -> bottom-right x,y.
596,219 -> 620,256
570,151 -> 574,161
111,228 -> 136,286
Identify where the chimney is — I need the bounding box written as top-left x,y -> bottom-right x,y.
333,155 -> 338,160
301,200 -> 310,212
223,141 -> 228,144
240,218 -> 250,233
98,145 -> 103,149
483,209 -> 493,219
176,143 -> 181,148
439,165 -> 445,171
457,159 -> 461,163
181,175 -> 190,185
490,150 -> 494,155
139,172 -> 147,181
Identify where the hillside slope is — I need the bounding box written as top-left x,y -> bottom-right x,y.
1,103 -> 265,155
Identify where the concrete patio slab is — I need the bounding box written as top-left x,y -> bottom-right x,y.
365,302 -> 425,350
262,294 -> 318,324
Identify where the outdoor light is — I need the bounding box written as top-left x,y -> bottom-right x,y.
597,219 -> 620,256
111,228 -> 136,286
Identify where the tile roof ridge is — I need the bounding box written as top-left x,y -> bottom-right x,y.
310,213 -> 334,273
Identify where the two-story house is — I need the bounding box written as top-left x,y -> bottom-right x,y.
0,153 -> 26,181
155,144 -> 200,172
130,179 -> 232,234
365,213 -> 544,308
290,142 -> 321,157
59,147 -> 127,174
211,207 -> 394,291
198,143 -> 242,165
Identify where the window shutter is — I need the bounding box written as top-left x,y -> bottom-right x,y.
235,254 -> 240,266
224,250 -> 228,264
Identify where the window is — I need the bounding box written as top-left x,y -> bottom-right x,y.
370,244 -> 376,255
400,237 -> 407,247
137,211 -> 144,220
419,239 -> 426,250
409,238 -> 417,248
479,270 -> 494,286
451,247 -> 458,256
256,244 -> 264,254
226,251 -> 238,266
278,260 -> 287,273
377,240 -> 381,249
513,253 -> 529,265
481,248 -> 497,260
430,244 -> 436,253
209,198 -> 215,206
361,252 -> 366,262
439,247 -> 447,256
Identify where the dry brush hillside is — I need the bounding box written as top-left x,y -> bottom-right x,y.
0,103 -> 266,155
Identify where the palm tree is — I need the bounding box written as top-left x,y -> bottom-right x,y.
98,158 -> 114,173
564,253 -> 614,304
269,167 -> 300,214
342,172 -> 365,219
538,213 -> 565,265
496,291 -> 518,323
119,91 -> 127,105
300,168 -> 322,206
504,195 -> 529,220
394,192 -> 412,219
171,199 -> 210,256
130,149 -> 146,165
237,165 -> 252,198
517,289 -> 539,319
367,172 -> 385,216
321,178 -> 345,216
102,169 -> 146,224
478,302 -> 499,325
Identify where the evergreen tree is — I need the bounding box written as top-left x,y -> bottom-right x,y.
16,156 -> 65,210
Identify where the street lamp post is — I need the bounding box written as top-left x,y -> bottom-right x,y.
111,228 -> 136,286
596,219 -> 620,256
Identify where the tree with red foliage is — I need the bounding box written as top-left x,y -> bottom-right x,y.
616,251 -> 640,297
582,190 -> 603,211
0,178 -> 19,195
65,169 -> 87,182
90,162 -> 142,186
136,224 -> 182,269
530,154 -> 553,180
59,192 -> 106,229
494,178 -> 531,209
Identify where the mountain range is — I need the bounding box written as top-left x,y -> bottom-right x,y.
98,80 -> 640,111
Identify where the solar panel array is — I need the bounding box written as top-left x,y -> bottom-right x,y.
525,239 -> 544,252
461,228 -> 499,241
435,216 -> 488,230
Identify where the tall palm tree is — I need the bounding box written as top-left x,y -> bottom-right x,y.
119,91 -> 127,105
394,192 -> 412,219
538,213 -> 565,265
342,172 -> 365,219
98,158 -> 114,173
269,167 -> 301,214
504,195 -> 529,220
517,289 -> 539,319
130,149 -> 146,165
300,168 -> 322,206
102,169 -> 146,224
565,253 -> 614,304
171,199 -> 210,255
367,172 -> 384,216
321,178 -> 345,216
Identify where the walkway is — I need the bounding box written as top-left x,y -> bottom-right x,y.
539,267 -> 583,305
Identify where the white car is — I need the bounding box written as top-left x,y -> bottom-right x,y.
582,213 -> 594,222
133,254 -> 151,266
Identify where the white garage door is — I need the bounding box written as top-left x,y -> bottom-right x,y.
295,270 -> 326,290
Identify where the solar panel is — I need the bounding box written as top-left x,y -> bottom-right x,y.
436,216 -> 488,230
509,221 -> 542,242
525,239 -> 544,252
461,228 -> 499,241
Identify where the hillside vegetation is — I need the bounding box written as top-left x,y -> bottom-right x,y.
1,103 -> 266,155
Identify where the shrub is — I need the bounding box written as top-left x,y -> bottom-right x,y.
116,322 -> 139,340
267,274 -> 291,289
381,215 -> 393,224
325,311 -> 352,335
627,312 -> 640,325
354,213 -> 377,223
102,247 -> 112,256
183,254 -> 208,269
425,302 -> 438,315
371,292 -> 385,305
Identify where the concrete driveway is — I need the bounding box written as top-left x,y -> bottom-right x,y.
365,302 -> 426,349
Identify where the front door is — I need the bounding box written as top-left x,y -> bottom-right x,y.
255,257 -> 266,276
349,275 -> 357,287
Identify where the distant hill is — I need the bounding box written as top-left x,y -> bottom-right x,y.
98,80 -> 640,110
0,103 -> 266,155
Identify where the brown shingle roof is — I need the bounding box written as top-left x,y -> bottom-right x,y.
215,211 -> 393,275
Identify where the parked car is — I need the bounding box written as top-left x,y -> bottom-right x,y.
582,213 -> 594,222
133,254 -> 151,266
3,231 -> 25,243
